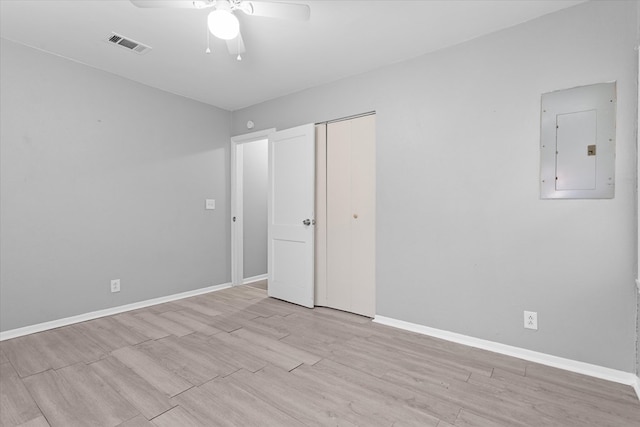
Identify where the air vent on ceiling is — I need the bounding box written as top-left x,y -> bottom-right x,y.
106,32 -> 152,55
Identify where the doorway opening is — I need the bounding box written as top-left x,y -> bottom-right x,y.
230,129 -> 275,288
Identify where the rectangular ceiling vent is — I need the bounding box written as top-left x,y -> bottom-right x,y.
106,32 -> 152,55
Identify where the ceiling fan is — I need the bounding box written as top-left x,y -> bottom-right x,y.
130,0 -> 311,59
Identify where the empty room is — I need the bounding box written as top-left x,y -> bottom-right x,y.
1,0 -> 640,426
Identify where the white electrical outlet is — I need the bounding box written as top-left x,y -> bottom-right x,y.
111,279 -> 121,293
205,199 -> 216,210
524,311 -> 538,330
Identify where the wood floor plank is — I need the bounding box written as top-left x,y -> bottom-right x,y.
249,364 -> 406,426
200,376 -> 305,426
344,337 -> 473,383
195,297 -> 262,322
23,364 -> 139,427
161,335 -> 238,377
89,356 -> 175,420
132,312 -> 193,337
312,358 -> 462,423
213,331 -> 302,371
193,333 -> 267,373
0,362 -> 44,427
467,371 -> 634,427
489,367 -> 640,424
369,322 -> 476,355
230,316 -> 291,339
262,312 -> 366,345
280,333 -> 344,359
292,363 -> 441,426
314,306 -> 372,324
364,334 -> 494,378
227,368 -> 358,427
145,301 -> 185,314
44,327 -> 105,366
525,363 -> 640,403
173,299 -> 224,318
326,342 -> 393,377
14,416 -> 50,427
117,415 -> 155,427
135,335 -> 236,385
150,406 -> 203,427
223,297 -> 285,318
175,307 -> 245,333
2,335 -> 53,377
168,308 -> 235,332
257,295 -> 309,316
73,317 -> 149,353
111,346 -> 193,397
466,347 -> 527,376
113,313 -> 171,341
0,345 -> 9,365
383,368 -> 572,426
292,311 -> 378,342
165,385 -> 228,425
157,311 -> 222,336
453,409 -> 507,427
231,327 -> 321,365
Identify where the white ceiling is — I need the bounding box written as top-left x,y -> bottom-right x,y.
0,0 -> 584,111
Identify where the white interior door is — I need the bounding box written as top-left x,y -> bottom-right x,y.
268,124 -> 315,308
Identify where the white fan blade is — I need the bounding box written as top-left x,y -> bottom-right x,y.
242,1 -> 310,21
226,31 -> 246,56
130,0 -> 214,9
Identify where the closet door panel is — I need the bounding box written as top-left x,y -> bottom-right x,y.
326,115 -> 375,317
350,115 -> 376,317
326,120 -> 353,312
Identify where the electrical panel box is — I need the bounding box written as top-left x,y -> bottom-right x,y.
540,83 -> 616,199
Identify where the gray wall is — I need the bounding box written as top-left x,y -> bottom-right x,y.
232,1 -> 639,372
242,139 -> 268,279
0,39 -> 231,331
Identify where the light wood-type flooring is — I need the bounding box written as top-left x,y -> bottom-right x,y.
1,284 -> 640,427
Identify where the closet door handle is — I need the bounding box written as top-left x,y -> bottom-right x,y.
303,219 -> 312,226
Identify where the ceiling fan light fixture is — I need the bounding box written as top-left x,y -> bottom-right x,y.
208,9 -> 239,40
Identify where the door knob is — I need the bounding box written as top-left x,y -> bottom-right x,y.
303,219 -> 311,226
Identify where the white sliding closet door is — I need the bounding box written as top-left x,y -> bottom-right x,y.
325,114 -> 376,317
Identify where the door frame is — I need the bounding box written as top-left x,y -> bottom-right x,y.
230,128 -> 275,287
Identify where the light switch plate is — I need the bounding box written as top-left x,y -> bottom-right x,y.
205,199 -> 216,210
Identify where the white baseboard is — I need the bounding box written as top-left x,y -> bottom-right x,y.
0,282 -> 232,341
633,375 -> 640,400
242,274 -> 267,285
373,315 -> 640,400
